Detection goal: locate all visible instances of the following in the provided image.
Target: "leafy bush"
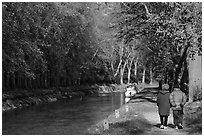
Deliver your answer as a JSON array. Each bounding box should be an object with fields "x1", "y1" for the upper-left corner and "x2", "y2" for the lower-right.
[
  {"x1": 193, "y1": 86, "x2": 202, "y2": 101},
  {"x1": 184, "y1": 100, "x2": 202, "y2": 134},
  {"x1": 185, "y1": 110, "x2": 202, "y2": 134}
]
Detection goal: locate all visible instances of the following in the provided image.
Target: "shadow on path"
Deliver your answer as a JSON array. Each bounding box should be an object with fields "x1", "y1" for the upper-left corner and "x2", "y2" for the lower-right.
[
  {"x1": 154, "y1": 123, "x2": 175, "y2": 129},
  {"x1": 130, "y1": 85, "x2": 189, "y2": 135}
]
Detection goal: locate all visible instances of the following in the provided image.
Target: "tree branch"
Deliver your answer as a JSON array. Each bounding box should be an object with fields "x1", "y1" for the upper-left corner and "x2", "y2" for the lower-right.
[{"x1": 141, "y1": 3, "x2": 152, "y2": 17}]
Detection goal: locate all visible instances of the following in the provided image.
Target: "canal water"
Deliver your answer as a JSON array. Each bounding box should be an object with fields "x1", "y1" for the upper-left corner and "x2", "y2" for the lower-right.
[{"x1": 2, "y1": 92, "x2": 125, "y2": 135}]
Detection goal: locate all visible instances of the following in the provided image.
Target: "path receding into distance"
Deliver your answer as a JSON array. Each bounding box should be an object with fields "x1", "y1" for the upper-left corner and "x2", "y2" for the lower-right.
[{"x1": 129, "y1": 84, "x2": 189, "y2": 135}]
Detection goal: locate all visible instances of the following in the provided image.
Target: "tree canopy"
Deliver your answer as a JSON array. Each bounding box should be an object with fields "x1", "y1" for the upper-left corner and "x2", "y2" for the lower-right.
[{"x1": 2, "y1": 2, "x2": 202, "y2": 90}]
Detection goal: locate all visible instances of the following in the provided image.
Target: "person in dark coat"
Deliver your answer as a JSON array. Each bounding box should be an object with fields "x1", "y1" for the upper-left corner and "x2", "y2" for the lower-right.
[{"x1": 157, "y1": 84, "x2": 171, "y2": 129}]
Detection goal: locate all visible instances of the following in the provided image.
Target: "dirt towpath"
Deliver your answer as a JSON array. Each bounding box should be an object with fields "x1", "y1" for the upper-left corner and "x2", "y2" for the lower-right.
[
  {"x1": 127, "y1": 85, "x2": 189, "y2": 135},
  {"x1": 88, "y1": 83, "x2": 190, "y2": 135}
]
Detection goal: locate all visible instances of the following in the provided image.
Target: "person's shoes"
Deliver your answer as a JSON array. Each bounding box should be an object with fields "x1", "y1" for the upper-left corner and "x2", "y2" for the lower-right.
[
  {"x1": 160, "y1": 125, "x2": 164, "y2": 129},
  {"x1": 178, "y1": 123, "x2": 183, "y2": 129},
  {"x1": 175, "y1": 126, "x2": 179, "y2": 129},
  {"x1": 164, "y1": 126, "x2": 167, "y2": 129}
]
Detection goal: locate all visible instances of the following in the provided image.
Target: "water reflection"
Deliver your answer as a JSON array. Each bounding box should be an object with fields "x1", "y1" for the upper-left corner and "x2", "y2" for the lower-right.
[{"x1": 2, "y1": 92, "x2": 125, "y2": 135}]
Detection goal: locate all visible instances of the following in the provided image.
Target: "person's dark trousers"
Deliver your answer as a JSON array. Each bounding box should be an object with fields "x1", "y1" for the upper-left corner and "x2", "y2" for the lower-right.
[
  {"x1": 173, "y1": 110, "x2": 184, "y2": 126},
  {"x1": 160, "y1": 115, "x2": 168, "y2": 126}
]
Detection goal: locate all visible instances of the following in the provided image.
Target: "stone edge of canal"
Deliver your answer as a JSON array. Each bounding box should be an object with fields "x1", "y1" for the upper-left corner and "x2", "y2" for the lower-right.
[{"x1": 2, "y1": 85, "x2": 127, "y2": 112}]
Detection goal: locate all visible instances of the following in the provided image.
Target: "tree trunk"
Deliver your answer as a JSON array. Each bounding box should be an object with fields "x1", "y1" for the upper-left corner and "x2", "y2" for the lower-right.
[
  {"x1": 127, "y1": 57, "x2": 134, "y2": 84},
  {"x1": 44, "y1": 72, "x2": 48, "y2": 88},
  {"x1": 180, "y1": 58, "x2": 188, "y2": 95},
  {"x1": 115, "y1": 40, "x2": 124, "y2": 78},
  {"x1": 111, "y1": 62, "x2": 114, "y2": 74},
  {"x1": 17, "y1": 72, "x2": 20, "y2": 89},
  {"x1": 120, "y1": 67, "x2": 124, "y2": 85},
  {"x1": 188, "y1": 49, "x2": 202, "y2": 102},
  {"x1": 127, "y1": 68, "x2": 131, "y2": 84},
  {"x1": 11, "y1": 72, "x2": 15, "y2": 89},
  {"x1": 55, "y1": 74, "x2": 59, "y2": 87},
  {"x1": 68, "y1": 77, "x2": 71, "y2": 86},
  {"x1": 36, "y1": 74, "x2": 40, "y2": 89},
  {"x1": 24, "y1": 76, "x2": 27, "y2": 89},
  {"x1": 28, "y1": 77, "x2": 32, "y2": 89},
  {"x1": 48, "y1": 71, "x2": 51, "y2": 87},
  {"x1": 64, "y1": 77, "x2": 66, "y2": 86},
  {"x1": 120, "y1": 59, "x2": 128, "y2": 85},
  {"x1": 2, "y1": 71, "x2": 5, "y2": 89},
  {"x1": 114, "y1": 59, "x2": 122, "y2": 77},
  {"x1": 134, "y1": 57, "x2": 139, "y2": 82},
  {"x1": 150, "y1": 66, "x2": 153, "y2": 84},
  {"x1": 78, "y1": 76, "x2": 81, "y2": 85},
  {"x1": 47, "y1": 70, "x2": 50, "y2": 88},
  {"x1": 20, "y1": 75, "x2": 23, "y2": 88},
  {"x1": 174, "y1": 43, "x2": 190, "y2": 86},
  {"x1": 39, "y1": 74, "x2": 42, "y2": 88},
  {"x1": 6, "y1": 73, "x2": 10, "y2": 89},
  {"x1": 142, "y1": 66, "x2": 146, "y2": 83},
  {"x1": 41, "y1": 74, "x2": 44, "y2": 88},
  {"x1": 32, "y1": 77, "x2": 36, "y2": 89}
]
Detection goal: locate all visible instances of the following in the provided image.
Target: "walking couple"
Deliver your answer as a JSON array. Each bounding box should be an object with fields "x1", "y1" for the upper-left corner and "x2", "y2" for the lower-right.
[{"x1": 157, "y1": 84, "x2": 187, "y2": 129}]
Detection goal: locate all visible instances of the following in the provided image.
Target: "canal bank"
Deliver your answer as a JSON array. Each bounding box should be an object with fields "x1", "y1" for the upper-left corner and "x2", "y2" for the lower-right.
[
  {"x1": 87, "y1": 85, "x2": 158, "y2": 135},
  {"x1": 3, "y1": 91, "x2": 126, "y2": 135},
  {"x1": 2, "y1": 84, "x2": 128, "y2": 112}
]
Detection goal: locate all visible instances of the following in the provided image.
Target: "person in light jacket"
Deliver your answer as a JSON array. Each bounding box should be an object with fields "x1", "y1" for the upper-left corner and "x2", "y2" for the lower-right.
[
  {"x1": 157, "y1": 84, "x2": 171, "y2": 129},
  {"x1": 169, "y1": 84, "x2": 187, "y2": 129}
]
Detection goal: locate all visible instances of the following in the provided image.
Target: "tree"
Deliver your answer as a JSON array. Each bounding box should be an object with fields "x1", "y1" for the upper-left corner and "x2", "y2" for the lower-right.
[
  {"x1": 2, "y1": 2, "x2": 108, "y2": 89},
  {"x1": 2, "y1": 2, "x2": 201, "y2": 92},
  {"x1": 112, "y1": 2, "x2": 201, "y2": 92}
]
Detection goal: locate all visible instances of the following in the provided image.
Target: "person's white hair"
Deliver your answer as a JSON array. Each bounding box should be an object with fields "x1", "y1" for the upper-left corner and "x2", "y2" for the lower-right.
[{"x1": 162, "y1": 84, "x2": 169, "y2": 90}]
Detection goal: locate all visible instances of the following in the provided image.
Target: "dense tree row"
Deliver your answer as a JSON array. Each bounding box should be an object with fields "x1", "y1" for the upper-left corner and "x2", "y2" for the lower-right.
[
  {"x1": 2, "y1": 2, "x2": 202, "y2": 93},
  {"x1": 2, "y1": 2, "x2": 108, "y2": 89}
]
